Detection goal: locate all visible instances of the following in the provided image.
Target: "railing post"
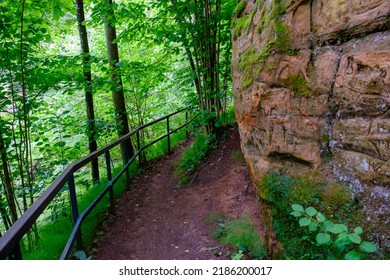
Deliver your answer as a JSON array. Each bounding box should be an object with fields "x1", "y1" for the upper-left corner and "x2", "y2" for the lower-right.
[
  {"x1": 8, "y1": 243, "x2": 22, "y2": 260},
  {"x1": 185, "y1": 110, "x2": 189, "y2": 139},
  {"x1": 68, "y1": 174, "x2": 83, "y2": 251},
  {"x1": 105, "y1": 151, "x2": 114, "y2": 208},
  {"x1": 136, "y1": 129, "x2": 141, "y2": 164},
  {"x1": 167, "y1": 116, "x2": 171, "y2": 154}
]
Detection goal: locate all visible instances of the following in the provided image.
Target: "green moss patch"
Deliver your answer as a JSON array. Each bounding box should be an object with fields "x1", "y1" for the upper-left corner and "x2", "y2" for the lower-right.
[
  {"x1": 280, "y1": 75, "x2": 313, "y2": 97},
  {"x1": 232, "y1": 14, "x2": 253, "y2": 40},
  {"x1": 233, "y1": 1, "x2": 247, "y2": 18}
]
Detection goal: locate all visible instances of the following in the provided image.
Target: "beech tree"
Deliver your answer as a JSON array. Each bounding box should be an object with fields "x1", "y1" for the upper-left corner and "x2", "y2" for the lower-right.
[
  {"x1": 103, "y1": 0, "x2": 134, "y2": 162},
  {"x1": 75, "y1": 0, "x2": 100, "y2": 181}
]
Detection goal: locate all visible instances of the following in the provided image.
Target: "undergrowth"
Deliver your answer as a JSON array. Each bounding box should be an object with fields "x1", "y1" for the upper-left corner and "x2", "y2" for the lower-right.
[
  {"x1": 257, "y1": 169, "x2": 376, "y2": 259},
  {"x1": 174, "y1": 130, "x2": 216, "y2": 185},
  {"x1": 210, "y1": 215, "x2": 267, "y2": 260},
  {"x1": 290, "y1": 204, "x2": 377, "y2": 260}
]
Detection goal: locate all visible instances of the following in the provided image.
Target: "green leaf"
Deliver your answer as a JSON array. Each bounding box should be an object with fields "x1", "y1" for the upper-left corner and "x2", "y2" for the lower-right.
[
  {"x1": 309, "y1": 222, "x2": 318, "y2": 232},
  {"x1": 335, "y1": 232, "x2": 350, "y2": 246},
  {"x1": 316, "y1": 233, "x2": 331, "y2": 244},
  {"x1": 354, "y1": 227, "x2": 363, "y2": 235},
  {"x1": 291, "y1": 204, "x2": 304, "y2": 212},
  {"x1": 55, "y1": 141, "x2": 66, "y2": 148},
  {"x1": 359, "y1": 242, "x2": 377, "y2": 253},
  {"x1": 290, "y1": 211, "x2": 302, "y2": 217},
  {"x1": 323, "y1": 221, "x2": 335, "y2": 232},
  {"x1": 305, "y1": 206, "x2": 317, "y2": 217},
  {"x1": 344, "y1": 250, "x2": 361, "y2": 260},
  {"x1": 299, "y1": 217, "x2": 311, "y2": 227},
  {"x1": 316, "y1": 212, "x2": 326, "y2": 223},
  {"x1": 328, "y1": 224, "x2": 347, "y2": 234},
  {"x1": 348, "y1": 233, "x2": 362, "y2": 244},
  {"x1": 335, "y1": 243, "x2": 345, "y2": 253}
]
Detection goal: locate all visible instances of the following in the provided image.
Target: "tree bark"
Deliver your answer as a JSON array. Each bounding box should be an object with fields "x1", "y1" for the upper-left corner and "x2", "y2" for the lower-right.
[
  {"x1": 0, "y1": 129, "x2": 18, "y2": 224},
  {"x1": 104, "y1": 0, "x2": 134, "y2": 163},
  {"x1": 75, "y1": 0, "x2": 100, "y2": 182}
]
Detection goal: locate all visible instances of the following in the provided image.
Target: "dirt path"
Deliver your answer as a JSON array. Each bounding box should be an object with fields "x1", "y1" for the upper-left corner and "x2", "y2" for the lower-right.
[{"x1": 94, "y1": 126, "x2": 264, "y2": 260}]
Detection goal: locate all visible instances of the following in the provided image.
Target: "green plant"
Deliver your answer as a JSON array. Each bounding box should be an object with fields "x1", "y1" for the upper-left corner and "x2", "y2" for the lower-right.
[
  {"x1": 174, "y1": 132, "x2": 216, "y2": 185},
  {"x1": 290, "y1": 204, "x2": 377, "y2": 260},
  {"x1": 212, "y1": 217, "x2": 267, "y2": 260},
  {"x1": 258, "y1": 170, "x2": 367, "y2": 259}
]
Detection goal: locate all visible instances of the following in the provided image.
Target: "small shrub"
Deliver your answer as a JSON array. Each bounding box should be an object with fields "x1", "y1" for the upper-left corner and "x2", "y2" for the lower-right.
[
  {"x1": 212, "y1": 217, "x2": 267, "y2": 260},
  {"x1": 258, "y1": 169, "x2": 368, "y2": 259},
  {"x1": 174, "y1": 132, "x2": 215, "y2": 185},
  {"x1": 290, "y1": 204, "x2": 377, "y2": 260}
]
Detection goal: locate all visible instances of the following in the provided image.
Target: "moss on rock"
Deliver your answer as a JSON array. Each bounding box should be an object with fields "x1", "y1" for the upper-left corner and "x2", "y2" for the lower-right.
[
  {"x1": 233, "y1": 1, "x2": 247, "y2": 18},
  {"x1": 280, "y1": 74, "x2": 313, "y2": 97}
]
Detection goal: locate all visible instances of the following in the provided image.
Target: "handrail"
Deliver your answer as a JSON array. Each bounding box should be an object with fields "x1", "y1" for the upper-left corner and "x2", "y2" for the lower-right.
[{"x1": 0, "y1": 106, "x2": 198, "y2": 260}]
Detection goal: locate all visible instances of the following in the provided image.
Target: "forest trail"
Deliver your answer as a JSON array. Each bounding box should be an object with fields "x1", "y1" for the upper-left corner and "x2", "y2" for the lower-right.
[{"x1": 93, "y1": 126, "x2": 264, "y2": 260}]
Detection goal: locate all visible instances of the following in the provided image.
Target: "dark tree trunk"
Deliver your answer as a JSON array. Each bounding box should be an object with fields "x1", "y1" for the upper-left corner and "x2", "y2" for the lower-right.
[
  {"x1": 75, "y1": 0, "x2": 100, "y2": 182},
  {"x1": 0, "y1": 129, "x2": 18, "y2": 224},
  {"x1": 104, "y1": 0, "x2": 134, "y2": 163}
]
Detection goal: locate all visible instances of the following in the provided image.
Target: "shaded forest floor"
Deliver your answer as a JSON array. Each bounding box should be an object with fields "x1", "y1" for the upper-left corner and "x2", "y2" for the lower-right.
[{"x1": 93, "y1": 126, "x2": 264, "y2": 260}]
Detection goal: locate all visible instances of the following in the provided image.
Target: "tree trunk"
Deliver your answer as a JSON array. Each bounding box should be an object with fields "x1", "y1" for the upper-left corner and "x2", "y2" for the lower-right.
[
  {"x1": 104, "y1": 0, "x2": 134, "y2": 163},
  {"x1": 75, "y1": 0, "x2": 100, "y2": 182},
  {"x1": 0, "y1": 129, "x2": 18, "y2": 224}
]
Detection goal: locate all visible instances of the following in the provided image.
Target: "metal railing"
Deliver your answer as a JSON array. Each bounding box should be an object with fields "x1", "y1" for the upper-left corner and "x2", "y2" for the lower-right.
[{"x1": 0, "y1": 106, "x2": 198, "y2": 260}]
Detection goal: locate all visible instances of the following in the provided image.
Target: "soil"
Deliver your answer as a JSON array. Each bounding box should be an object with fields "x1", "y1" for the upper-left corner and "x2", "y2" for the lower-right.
[{"x1": 93, "y1": 125, "x2": 264, "y2": 260}]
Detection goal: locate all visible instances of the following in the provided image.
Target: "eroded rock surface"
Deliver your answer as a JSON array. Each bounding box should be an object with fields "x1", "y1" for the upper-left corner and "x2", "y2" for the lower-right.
[{"x1": 232, "y1": 0, "x2": 390, "y2": 255}]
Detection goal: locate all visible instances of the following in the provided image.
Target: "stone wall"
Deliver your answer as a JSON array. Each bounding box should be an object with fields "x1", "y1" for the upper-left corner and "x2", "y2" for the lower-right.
[{"x1": 232, "y1": 0, "x2": 390, "y2": 255}]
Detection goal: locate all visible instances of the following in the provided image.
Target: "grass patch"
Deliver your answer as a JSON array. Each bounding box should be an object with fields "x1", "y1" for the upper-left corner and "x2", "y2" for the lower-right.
[
  {"x1": 211, "y1": 216, "x2": 267, "y2": 260},
  {"x1": 174, "y1": 131, "x2": 216, "y2": 185}
]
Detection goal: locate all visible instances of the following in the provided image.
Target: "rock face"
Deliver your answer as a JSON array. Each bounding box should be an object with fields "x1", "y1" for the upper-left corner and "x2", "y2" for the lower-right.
[{"x1": 232, "y1": 0, "x2": 390, "y2": 255}]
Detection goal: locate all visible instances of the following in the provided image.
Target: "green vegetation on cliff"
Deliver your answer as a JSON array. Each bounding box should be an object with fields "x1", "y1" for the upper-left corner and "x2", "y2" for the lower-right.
[
  {"x1": 257, "y1": 170, "x2": 376, "y2": 259},
  {"x1": 235, "y1": 0, "x2": 290, "y2": 89}
]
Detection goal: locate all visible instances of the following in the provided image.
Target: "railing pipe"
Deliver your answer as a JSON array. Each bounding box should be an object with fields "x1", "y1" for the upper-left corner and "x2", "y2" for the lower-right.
[
  {"x1": 68, "y1": 174, "x2": 83, "y2": 251},
  {"x1": 0, "y1": 106, "x2": 197, "y2": 260},
  {"x1": 136, "y1": 130, "x2": 141, "y2": 164},
  {"x1": 167, "y1": 117, "x2": 171, "y2": 154},
  {"x1": 105, "y1": 151, "x2": 114, "y2": 207}
]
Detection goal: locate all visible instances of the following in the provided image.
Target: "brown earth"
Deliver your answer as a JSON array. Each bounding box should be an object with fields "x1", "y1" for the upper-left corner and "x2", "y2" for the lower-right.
[{"x1": 93, "y1": 126, "x2": 264, "y2": 260}]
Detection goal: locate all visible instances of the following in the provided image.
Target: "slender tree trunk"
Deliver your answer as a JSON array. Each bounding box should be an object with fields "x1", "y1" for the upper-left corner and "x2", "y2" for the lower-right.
[
  {"x1": 75, "y1": 0, "x2": 100, "y2": 182},
  {"x1": 103, "y1": 0, "x2": 134, "y2": 163},
  {"x1": 19, "y1": 0, "x2": 39, "y2": 248},
  {"x1": 0, "y1": 130, "x2": 18, "y2": 224}
]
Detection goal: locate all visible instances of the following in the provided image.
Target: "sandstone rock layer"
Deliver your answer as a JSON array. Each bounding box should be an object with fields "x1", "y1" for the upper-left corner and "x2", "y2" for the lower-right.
[{"x1": 232, "y1": 0, "x2": 390, "y2": 255}]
